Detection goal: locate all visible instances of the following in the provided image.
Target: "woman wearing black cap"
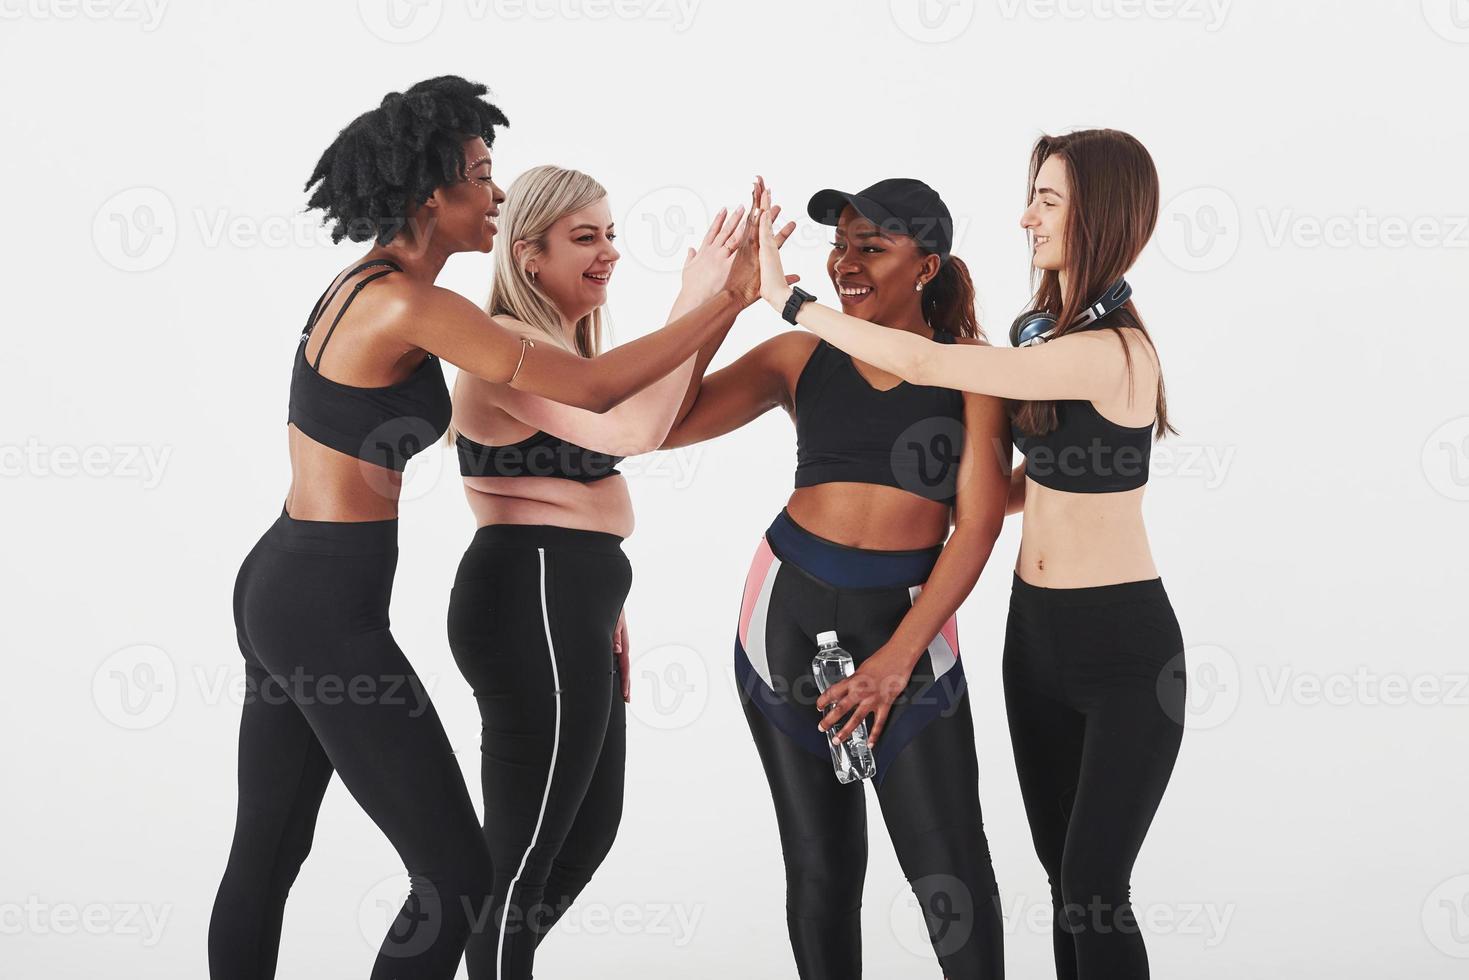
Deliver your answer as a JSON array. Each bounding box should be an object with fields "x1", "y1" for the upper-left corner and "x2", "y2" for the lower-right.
[
  {"x1": 756, "y1": 130, "x2": 1184, "y2": 980},
  {"x1": 663, "y1": 179, "x2": 1009, "y2": 977}
]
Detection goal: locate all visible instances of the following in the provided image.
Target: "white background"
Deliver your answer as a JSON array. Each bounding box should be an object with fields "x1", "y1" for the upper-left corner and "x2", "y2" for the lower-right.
[{"x1": 4, "y1": 1, "x2": 1468, "y2": 976}]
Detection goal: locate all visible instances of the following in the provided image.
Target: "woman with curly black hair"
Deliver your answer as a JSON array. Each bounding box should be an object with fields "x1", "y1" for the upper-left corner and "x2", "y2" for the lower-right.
[{"x1": 208, "y1": 76, "x2": 766, "y2": 980}]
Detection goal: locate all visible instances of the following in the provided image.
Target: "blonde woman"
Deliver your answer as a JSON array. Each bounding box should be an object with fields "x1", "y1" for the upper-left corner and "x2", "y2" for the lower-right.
[{"x1": 446, "y1": 167, "x2": 793, "y2": 979}]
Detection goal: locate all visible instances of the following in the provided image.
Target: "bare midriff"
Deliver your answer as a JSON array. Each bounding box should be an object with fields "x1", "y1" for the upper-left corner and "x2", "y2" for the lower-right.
[
  {"x1": 463, "y1": 472, "x2": 636, "y2": 537},
  {"x1": 785, "y1": 482, "x2": 952, "y2": 551},
  {"x1": 1016, "y1": 478, "x2": 1158, "y2": 588},
  {"x1": 283, "y1": 425, "x2": 405, "y2": 522}
]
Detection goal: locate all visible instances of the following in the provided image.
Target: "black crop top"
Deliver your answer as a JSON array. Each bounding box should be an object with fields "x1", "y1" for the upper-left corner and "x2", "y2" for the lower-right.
[
  {"x1": 289, "y1": 259, "x2": 452, "y2": 472},
  {"x1": 793, "y1": 329, "x2": 965, "y2": 504},
  {"x1": 1011, "y1": 323, "x2": 1154, "y2": 492},
  {"x1": 457, "y1": 429, "x2": 624, "y2": 483}
]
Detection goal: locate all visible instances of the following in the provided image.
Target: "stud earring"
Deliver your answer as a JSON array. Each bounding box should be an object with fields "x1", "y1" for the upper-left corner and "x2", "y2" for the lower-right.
[{"x1": 914, "y1": 281, "x2": 924, "y2": 292}]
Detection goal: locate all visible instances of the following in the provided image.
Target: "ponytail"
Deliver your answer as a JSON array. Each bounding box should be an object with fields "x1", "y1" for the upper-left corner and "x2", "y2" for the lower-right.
[{"x1": 921, "y1": 254, "x2": 984, "y2": 342}]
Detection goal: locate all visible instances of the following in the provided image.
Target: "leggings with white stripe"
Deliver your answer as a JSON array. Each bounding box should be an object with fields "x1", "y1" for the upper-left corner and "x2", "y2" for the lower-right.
[
  {"x1": 448, "y1": 524, "x2": 632, "y2": 980},
  {"x1": 737, "y1": 509, "x2": 1004, "y2": 978}
]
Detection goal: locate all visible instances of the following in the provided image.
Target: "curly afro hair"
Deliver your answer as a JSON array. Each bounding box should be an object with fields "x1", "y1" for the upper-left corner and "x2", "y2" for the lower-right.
[{"x1": 304, "y1": 75, "x2": 509, "y2": 245}]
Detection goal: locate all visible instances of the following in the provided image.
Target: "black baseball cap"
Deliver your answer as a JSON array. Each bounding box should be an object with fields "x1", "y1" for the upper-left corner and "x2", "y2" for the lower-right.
[{"x1": 807, "y1": 178, "x2": 953, "y2": 263}]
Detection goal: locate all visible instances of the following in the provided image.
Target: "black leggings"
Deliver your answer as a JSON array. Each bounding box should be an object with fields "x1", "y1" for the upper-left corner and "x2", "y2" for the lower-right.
[
  {"x1": 447, "y1": 524, "x2": 632, "y2": 980},
  {"x1": 210, "y1": 507, "x2": 494, "y2": 980},
  {"x1": 736, "y1": 510, "x2": 1004, "y2": 979},
  {"x1": 1003, "y1": 573, "x2": 1186, "y2": 980}
]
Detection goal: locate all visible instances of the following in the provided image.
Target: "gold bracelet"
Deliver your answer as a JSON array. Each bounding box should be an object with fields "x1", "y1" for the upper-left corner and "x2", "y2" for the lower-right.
[{"x1": 508, "y1": 336, "x2": 535, "y2": 385}]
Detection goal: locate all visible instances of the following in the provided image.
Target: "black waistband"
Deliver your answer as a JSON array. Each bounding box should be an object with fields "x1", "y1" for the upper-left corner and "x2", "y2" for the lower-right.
[
  {"x1": 467, "y1": 522, "x2": 625, "y2": 555},
  {"x1": 264, "y1": 504, "x2": 399, "y2": 556},
  {"x1": 1010, "y1": 571, "x2": 1167, "y2": 607}
]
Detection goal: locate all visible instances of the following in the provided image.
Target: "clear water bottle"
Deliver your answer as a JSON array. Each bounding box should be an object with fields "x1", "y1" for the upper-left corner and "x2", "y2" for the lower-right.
[{"x1": 811, "y1": 631, "x2": 876, "y2": 784}]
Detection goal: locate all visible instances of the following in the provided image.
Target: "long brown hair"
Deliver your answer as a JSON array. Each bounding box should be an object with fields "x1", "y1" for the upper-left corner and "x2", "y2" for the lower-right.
[
  {"x1": 1012, "y1": 129, "x2": 1176, "y2": 438},
  {"x1": 922, "y1": 254, "x2": 984, "y2": 342}
]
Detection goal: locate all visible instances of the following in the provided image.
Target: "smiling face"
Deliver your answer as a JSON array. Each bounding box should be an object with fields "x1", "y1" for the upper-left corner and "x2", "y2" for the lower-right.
[
  {"x1": 523, "y1": 198, "x2": 619, "y2": 323},
  {"x1": 826, "y1": 206, "x2": 939, "y2": 325},
  {"x1": 1020, "y1": 152, "x2": 1070, "y2": 273},
  {"x1": 431, "y1": 136, "x2": 505, "y2": 253}
]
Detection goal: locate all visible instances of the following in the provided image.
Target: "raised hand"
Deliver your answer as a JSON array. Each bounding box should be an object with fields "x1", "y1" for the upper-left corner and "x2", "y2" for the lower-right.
[
  {"x1": 679, "y1": 204, "x2": 747, "y2": 307},
  {"x1": 755, "y1": 185, "x2": 798, "y2": 308},
  {"x1": 725, "y1": 176, "x2": 798, "y2": 308}
]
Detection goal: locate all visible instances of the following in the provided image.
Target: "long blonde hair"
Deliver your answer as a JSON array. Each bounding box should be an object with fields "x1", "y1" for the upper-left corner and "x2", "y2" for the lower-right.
[{"x1": 488, "y1": 164, "x2": 609, "y2": 357}]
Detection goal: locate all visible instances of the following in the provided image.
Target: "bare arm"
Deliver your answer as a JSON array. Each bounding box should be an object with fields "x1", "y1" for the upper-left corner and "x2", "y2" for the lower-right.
[
  {"x1": 1007, "y1": 459, "x2": 1027, "y2": 516},
  {"x1": 660, "y1": 331, "x2": 815, "y2": 449},
  {"x1": 405, "y1": 282, "x2": 747, "y2": 414},
  {"x1": 754, "y1": 200, "x2": 1142, "y2": 403}
]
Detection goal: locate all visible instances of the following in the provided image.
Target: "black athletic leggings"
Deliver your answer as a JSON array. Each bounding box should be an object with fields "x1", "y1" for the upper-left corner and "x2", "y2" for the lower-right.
[
  {"x1": 1003, "y1": 573, "x2": 1186, "y2": 980},
  {"x1": 736, "y1": 509, "x2": 1004, "y2": 978},
  {"x1": 447, "y1": 524, "x2": 632, "y2": 980},
  {"x1": 210, "y1": 507, "x2": 494, "y2": 980}
]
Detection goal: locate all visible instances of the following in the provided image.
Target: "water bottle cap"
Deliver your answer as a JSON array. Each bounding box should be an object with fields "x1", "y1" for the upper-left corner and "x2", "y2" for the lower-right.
[{"x1": 816, "y1": 630, "x2": 838, "y2": 647}]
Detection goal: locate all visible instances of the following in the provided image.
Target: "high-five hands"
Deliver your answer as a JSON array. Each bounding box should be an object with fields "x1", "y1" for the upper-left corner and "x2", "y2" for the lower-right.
[{"x1": 722, "y1": 175, "x2": 798, "y2": 307}]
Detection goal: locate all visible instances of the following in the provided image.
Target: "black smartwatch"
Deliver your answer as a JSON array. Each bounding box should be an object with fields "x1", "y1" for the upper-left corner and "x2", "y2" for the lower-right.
[{"x1": 781, "y1": 286, "x2": 816, "y2": 324}]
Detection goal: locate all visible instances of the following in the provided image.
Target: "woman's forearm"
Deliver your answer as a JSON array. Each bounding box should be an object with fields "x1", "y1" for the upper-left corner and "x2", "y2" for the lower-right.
[
  {"x1": 524, "y1": 288, "x2": 743, "y2": 412},
  {"x1": 887, "y1": 517, "x2": 1001, "y2": 667}
]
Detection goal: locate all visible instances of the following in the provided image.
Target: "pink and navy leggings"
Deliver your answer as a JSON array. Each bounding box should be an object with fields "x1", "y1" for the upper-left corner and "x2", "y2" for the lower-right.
[{"x1": 735, "y1": 508, "x2": 1004, "y2": 978}]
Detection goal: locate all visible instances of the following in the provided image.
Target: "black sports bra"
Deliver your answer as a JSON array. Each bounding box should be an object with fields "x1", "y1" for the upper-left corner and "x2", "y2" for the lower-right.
[
  {"x1": 793, "y1": 329, "x2": 965, "y2": 504},
  {"x1": 289, "y1": 259, "x2": 452, "y2": 473},
  {"x1": 1011, "y1": 323, "x2": 1154, "y2": 492},
  {"x1": 457, "y1": 430, "x2": 623, "y2": 483}
]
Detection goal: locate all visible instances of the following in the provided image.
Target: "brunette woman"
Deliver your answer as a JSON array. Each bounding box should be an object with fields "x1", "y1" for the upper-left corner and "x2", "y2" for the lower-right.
[{"x1": 756, "y1": 131, "x2": 1185, "y2": 980}]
